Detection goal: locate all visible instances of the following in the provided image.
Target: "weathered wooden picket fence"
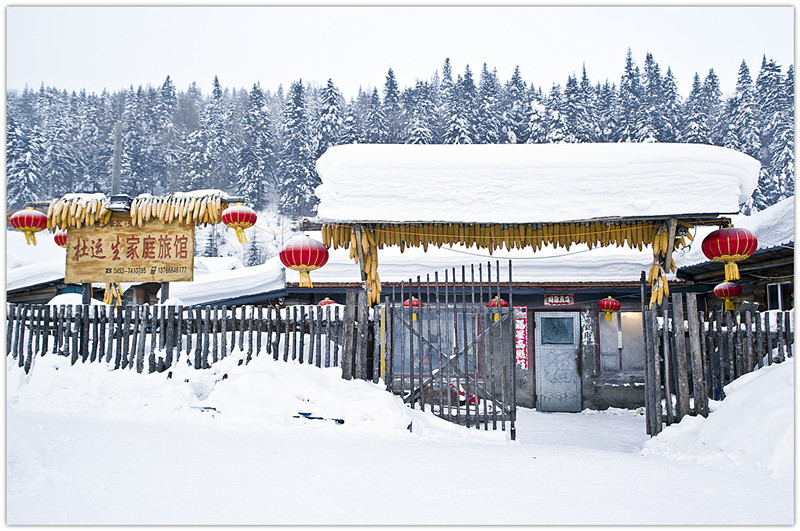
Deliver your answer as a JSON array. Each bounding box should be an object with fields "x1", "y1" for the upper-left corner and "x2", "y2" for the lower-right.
[
  {"x1": 6, "y1": 293, "x2": 378, "y2": 381},
  {"x1": 642, "y1": 291, "x2": 794, "y2": 436}
]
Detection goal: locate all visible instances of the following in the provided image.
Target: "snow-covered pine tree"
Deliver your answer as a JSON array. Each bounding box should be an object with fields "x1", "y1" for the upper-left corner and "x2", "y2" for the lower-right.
[
  {"x1": 722, "y1": 61, "x2": 760, "y2": 158},
  {"x1": 545, "y1": 84, "x2": 567, "y2": 143},
  {"x1": 477, "y1": 64, "x2": 501, "y2": 143},
  {"x1": 337, "y1": 101, "x2": 359, "y2": 145},
  {"x1": 6, "y1": 117, "x2": 44, "y2": 208},
  {"x1": 700, "y1": 69, "x2": 724, "y2": 145},
  {"x1": 500, "y1": 65, "x2": 529, "y2": 143},
  {"x1": 316, "y1": 79, "x2": 344, "y2": 157},
  {"x1": 237, "y1": 83, "x2": 278, "y2": 210},
  {"x1": 406, "y1": 81, "x2": 435, "y2": 144},
  {"x1": 660, "y1": 68, "x2": 682, "y2": 143},
  {"x1": 637, "y1": 52, "x2": 662, "y2": 142},
  {"x1": 617, "y1": 49, "x2": 642, "y2": 142},
  {"x1": 382, "y1": 69, "x2": 404, "y2": 143},
  {"x1": 679, "y1": 73, "x2": 710, "y2": 144},
  {"x1": 277, "y1": 80, "x2": 319, "y2": 217},
  {"x1": 364, "y1": 88, "x2": 387, "y2": 143},
  {"x1": 594, "y1": 80, "x2": 619, "y2": 142}
]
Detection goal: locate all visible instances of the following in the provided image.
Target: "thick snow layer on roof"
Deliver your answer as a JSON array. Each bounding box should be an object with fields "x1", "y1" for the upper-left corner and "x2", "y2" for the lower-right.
[
  {"x1": 675, "y1": 195, "x2": 794, "y2": 268},
  {"x1": 293, "y1": 231, "x2": 661, "y2": 284},
  {"x1": 315, "y1": 143, "x2": 761, "y2": 223},
  {"x1": 7, "y1": 230, "x2": 66, "y2": 291},
  {"x1": 165, "y1": 257, "x2": 285, "y2": 306}
]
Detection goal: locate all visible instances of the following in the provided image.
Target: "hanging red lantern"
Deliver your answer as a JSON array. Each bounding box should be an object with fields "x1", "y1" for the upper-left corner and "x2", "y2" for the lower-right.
[
  {"x1": 714, "y1": 281, "x2": 742, "y2": 311},
  {"x1": 10, "y1": 207, "x2": 48, "y2": 245},
  {"x1": 701, "y1": 226, "x2": 758, "y2": 282},
  {"x1": 279, "y1": 235, "x2": 329, "y2": 288},
  {"x1": 486, "y1": 296, "x2": 508, "y2": 321},
  {"x1": 403, "y1": 297, "x2": 423, "y2": 321},
  {"x1": 317, "y1": 297, "x2": 337, "y2": 306},
  {"x1": 54, "y1": 230, "x2": 68, "y2": 248},
  {"x1": 598, "y1": 296, "x2": 621, "y2": 322},
  {"x1": 221, "y1": 203, "x2": 257, "y2": 244}
]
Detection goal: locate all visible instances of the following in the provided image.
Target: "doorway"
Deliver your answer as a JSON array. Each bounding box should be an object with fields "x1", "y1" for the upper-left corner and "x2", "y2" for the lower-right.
[{"x1": 534, "y1": 312, "x2": 581, "y2": 412}]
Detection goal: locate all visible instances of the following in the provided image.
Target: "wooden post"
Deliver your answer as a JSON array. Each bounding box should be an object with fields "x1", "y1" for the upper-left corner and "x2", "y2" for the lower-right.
[
  {"x1": 764, "y1": 312, "x2": 773, "y2": 365},
  {"x1": 785, "y1": 312, "x2": 793, "y2": 358},
  {"x1": 755, "y1": 314, "x2": 765, "y2": 369},
  {"x1": 661, "y1": 300, "x2": 674, "y2": 425},
  {"x1": 82, "y1": 283, "x2": 92, "y2": 305},
  {"x1": 744, "y1": 311, "x2": 754, "y2": 373},
  {"x1": 648, "y1": 309, "x2": 663, "y2": 433},
  {"x1": 685, "y1": 293, "x2": 707, "y2": 417},
  {"x1": 342, "y1": 290, "x2": 357, "y2": 380},
  {"x1": 356, "y1": 290, "x2": 369, "y2": 379},
  {"x1": 71, "y1": 305, "x2": 80, "y2": 366},
  {"x1": 776, "y1": 312, "x2": 786, "y2": 362},
  {"x1": 161, "y1": 282, "x2": 170, "y2": 303},
  {"x1": 6, "y1": 305, "x2": 16, "y2": 357},
  {"x1": 725, "y1": 311, "x2": 736, "y2": 383},
  {"x1": 670, "y1": 294, "x2": 690, "y2": 420}
]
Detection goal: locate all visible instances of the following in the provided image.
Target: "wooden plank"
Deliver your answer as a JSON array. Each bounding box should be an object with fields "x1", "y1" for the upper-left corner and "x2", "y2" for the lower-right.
[
  {"x1": 734, "y1": 315, "x2": 745, "y2": 377},
  {"x1": 333, "y1": 305, "x2": 341, "y2": 367},
  {"x1": 97, "y1": 305, "x2": 107, "y2": 363},
  {"x1": 7, "y1": 305, "x2": 16, "y2": 357},
  {"x1": 219, "y1": 306, "x2": 227, "y2": 360},
  {"x1": 11, "y1": 305, "x2": 23, "y2": 363},
  {"x1": 323, "y1": 305, "x2": 332, "y2": 368},
  {"x1": 661, "y1": 300, "x2": 675, "y2": 425},
  {"x1": 316, "y1": 306, "x2": 324, "y2": 369},
  {"x1": 306, "y1": 306, "x2": 315, "y2": 365},
  {"x1": 776, "y1": 312, "x2": 786, "y2": 362},
  {"x1": 70, "y1": 305, "x2": 81, "y2": 366},
  {"x1": 744, "y1": 311, "x2": 754, "y2": 373},
  {"x1": 670, "y1": 294, "x2": 690, "y2": 420},
  {"x1": 50, "y1": 305, "x2": 61, "y2": 357},
  {"x1": 203, "y1": 305, "x2": 211, "y2": 367},
  {"x1": 165, "y1": 305, "x2": 175, "y2": 368},
  {"x1": 785, "y1": 311, "x2": 793, "y2": 358},
  {"x1": 87, "y1": 305, "x2": 98, "y2": 362},
  {"x1": 113, "y1": 305, "x2": 124, "y2": 365},
  {"x1": 373, "y1": 303, "x2": 381, "y2": 383},
  {"x1": 16, "y1": 305, "x2": 29, "y2": 367},
  {"x1": 725, "y1": 310, "x2": 736, "y2": 383},
  {"x1": 193, "y1": 306, "x2": 202, "y2": 369},
  {"x1": 256, "y1": 306, "x2": 263, "y2": 360},
  {"x1": 148, "y1": 305, "x2": 158, "y2": 373},
  {"x1": 78, "y1": 304, "x2": 89, "y2": 363},
  {"x1": 356, "y1": 290, "x2": 369, "y2": 379},
  {"x1": 136, "y1": 305, "x2": 148, "y2": 373},
  {"x1": 175, "y1": 305, "x2": 184, "y2": 365},
  {"x1": 435, "y1": 271, "x2": 445, "y2": 420},
  {"x1": 31, "y1": 305, "x2": 41, "y2": 363},
  {"x1": 341, "y1": 290, "x2": 357, "y2": 380},
  {"x1": 24, "y1": 306, "x2": 36, "y2": 373},
  {"x1": 462, "y1": 266, "x2": 470, "y2": 427},
  {"x1": 238, "y1": 306, "x2": 246, "y2": 353},
  {"x1": 384, "y1": 297, "x2": 393, "y2": 390},
  {"x1": 648, "y1": 309, "x2": 663, "y2": 433},
  {"x1": 685, "y1": 293, "x2": 707, "y2": 417},
  {"x1": 709, "y1": 311, "x2": 721, "y2": 399},
  {"x1": 245, "y1": 305, "x2": 254, "y2": 363},
  {"x1": 128, "y1": 305, "x2": 140, "y2": 370},
  {"x1": 755, "y1": 314, "x2": 765, "y2": 369},
  {"x1": 282, "y1": 306, "x2": 290, "y2": 362},
  {"x1": 764, "y1": 311, "x2": 773, "y2": 365},
  {"x1": 118, "y1": 305, "x2": 129, "y2": 368}
]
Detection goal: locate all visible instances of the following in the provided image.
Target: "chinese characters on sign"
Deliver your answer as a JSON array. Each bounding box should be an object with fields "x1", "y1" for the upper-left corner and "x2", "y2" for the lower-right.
[
  {"x1": 543, "y1": 293, "x2": 575, "y2": 307},
  {"x1": 514, "y1": 306, "x2": 529, "y2": 369},
  {"x1": 64, "y1": 213, "x2": 194, "y2": 283}
]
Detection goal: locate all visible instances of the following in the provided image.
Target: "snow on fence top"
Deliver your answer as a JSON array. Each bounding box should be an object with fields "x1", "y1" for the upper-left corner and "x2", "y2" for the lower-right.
[{"x1": 315, "y1": 143, "x2": 761, "y2": 224}]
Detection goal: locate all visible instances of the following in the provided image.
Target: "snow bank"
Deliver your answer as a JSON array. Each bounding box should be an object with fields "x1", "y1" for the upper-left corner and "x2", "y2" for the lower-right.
[
  {"x1": 315, "y1": 143, "x2": 761, "y2": 223},
  {"x1": 641, "y1": 358, "x2": 794, "y2": 477},
  {"x1": 7, "y1": 349, "x2": 501, "y2": 443}
]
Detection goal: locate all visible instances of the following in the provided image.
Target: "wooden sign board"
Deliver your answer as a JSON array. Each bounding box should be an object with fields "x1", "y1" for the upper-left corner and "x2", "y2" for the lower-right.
[
  {"x1": 543, "y1": 293, "x2": 575, "y2": 307},
  {"x1": 64, "y1": 212, "x2": 194, "y2": 283}
]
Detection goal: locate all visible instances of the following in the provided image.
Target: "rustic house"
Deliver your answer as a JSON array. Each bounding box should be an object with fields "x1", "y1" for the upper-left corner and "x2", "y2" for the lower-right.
[{"x1": 300, "y1": 142, "x2": 762, "y2": 412}]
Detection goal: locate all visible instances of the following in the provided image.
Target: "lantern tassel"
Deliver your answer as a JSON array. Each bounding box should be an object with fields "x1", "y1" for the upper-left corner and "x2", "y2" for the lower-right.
[
  {"x1": 725, "y1": 261, "x2": 740, "y2": 282},
  {"x1": 298, "y1": 270, "x2": 313, "y2": 288},
  {"x1": 724, "y1": 298, "x2": 734, "y2": 311},
  {"x1": 605, "y1": 310, "x2": 613, "y2": 322},
  {"x1": 235, "y1": 226, "x2": 247, "y2": 244},
  {"x1": 25, "y1": 231, "x2": 37, "y2": 246}
]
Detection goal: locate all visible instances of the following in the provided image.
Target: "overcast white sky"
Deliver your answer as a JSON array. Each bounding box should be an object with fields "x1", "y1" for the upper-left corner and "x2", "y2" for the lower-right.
[{"x1": 6, "y1": 4, "x2": 795, "y2": 100}]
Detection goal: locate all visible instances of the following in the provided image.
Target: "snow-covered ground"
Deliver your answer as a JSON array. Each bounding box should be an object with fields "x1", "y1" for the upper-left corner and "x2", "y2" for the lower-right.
[{"x1": 7, "y1": 350, "x2": 793, "y2": 525}]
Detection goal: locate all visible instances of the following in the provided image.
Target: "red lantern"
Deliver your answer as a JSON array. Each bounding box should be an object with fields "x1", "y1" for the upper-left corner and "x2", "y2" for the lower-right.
[
  {"x1": 701, "y1": 226, "x2": 758, "y2": 282},
  {"x1": 54, "y1": 230, "x2": 68, "y2": 248},
  {"x1": 317, "y1": 297, "x2": 337, "y2": 306},
  {"x1": 279, "y1": 235, "x2": 329, "y2": 288},
  {"x1": 486, "y1": 296, "x2": 508, "y2": 321},
  {"x1": 598, "y1": 296, "x2": 621, "y2": 322},
  {"x1": 403, "y1": 297, "x2": 423, "y2": 321},
  {"x1": 714, "y1": 281, "x2": 742, "y2": 311},
  {"x1": 10, "y1": 207, "x2": 48, "y2": 245},
  {"x1": 221, "y1": 203, "x2": 257, "y2": 244}
]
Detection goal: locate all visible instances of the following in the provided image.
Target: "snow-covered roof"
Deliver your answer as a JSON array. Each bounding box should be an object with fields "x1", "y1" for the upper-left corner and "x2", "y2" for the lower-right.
[
  {"x1": 164, "y1": 257, "x2": 286, "y2": 306},
  {"x1": 7, "y1": 230, "x2": 66, "y2": 291},
  {"x1": 314, "y1": 143, "x2": 761, "y2": 224}
]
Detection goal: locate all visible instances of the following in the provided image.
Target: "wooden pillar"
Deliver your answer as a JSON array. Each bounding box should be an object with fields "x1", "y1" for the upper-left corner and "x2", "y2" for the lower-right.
[
  {"x1": 82, "y1": 283, "x2": 92, "y2": 305},
  {"x1": 161, "y1": 282, "x2": 170, "y2": 304}
]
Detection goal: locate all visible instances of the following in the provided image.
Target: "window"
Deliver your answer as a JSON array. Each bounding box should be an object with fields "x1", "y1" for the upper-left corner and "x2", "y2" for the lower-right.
[
  {"x1": 767, "y1": 282, "x2": 793, "y2": 311},
  {"x1": 598, "y1": 311, "x2": 645, "y2": 375}
]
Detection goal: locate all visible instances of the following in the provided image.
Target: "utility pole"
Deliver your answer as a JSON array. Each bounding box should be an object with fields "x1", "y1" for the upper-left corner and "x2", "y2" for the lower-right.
[{"x1": 111, "y1": 122, "x2": 121, "y2": 194}]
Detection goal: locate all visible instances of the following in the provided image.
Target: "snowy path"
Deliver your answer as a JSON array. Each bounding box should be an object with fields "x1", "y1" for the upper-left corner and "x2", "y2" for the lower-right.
[
  {"x1": 7, "y1": 354, "x2": 793, "y2": 525},
  {"x1": 8, "y1": 406, "x2": 792, "y2": 525}
]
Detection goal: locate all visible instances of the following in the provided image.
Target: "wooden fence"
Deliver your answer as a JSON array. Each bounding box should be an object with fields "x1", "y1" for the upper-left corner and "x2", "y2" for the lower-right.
[
  {"x1": 7, "y1": 292, "x2": 377, "y2": 381},
  {"x1": 642, "y1": 291, "x2": 794, "y2": 436}
]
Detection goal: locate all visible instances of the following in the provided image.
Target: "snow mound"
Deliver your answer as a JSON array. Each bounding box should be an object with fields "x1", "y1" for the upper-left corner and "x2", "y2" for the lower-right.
[
  {"x1": 642, "y1": 358, "x2": 793, "y2": 477},
  {"x1": 7, "y1": 350, "x2": 503, "y2": 443}
]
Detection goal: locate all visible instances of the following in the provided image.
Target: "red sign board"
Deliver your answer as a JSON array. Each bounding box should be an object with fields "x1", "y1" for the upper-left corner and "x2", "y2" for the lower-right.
[
  {"x1": 543, "y1": 293, "x2": 575, "y2": 306},
  {"x1": 514, "y1": 306, "x2": 529, "y2": 369}
]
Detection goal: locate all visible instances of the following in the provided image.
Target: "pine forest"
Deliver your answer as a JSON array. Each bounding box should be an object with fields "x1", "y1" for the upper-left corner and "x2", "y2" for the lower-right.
[{"x1": 6, "y1": 52, "x2": 794, "y2": 221}]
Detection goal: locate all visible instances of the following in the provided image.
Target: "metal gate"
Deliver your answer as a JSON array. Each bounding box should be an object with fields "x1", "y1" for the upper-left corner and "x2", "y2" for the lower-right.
[{"x1": 382, "y1": 261, "x2": 517, "y2": 438}]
